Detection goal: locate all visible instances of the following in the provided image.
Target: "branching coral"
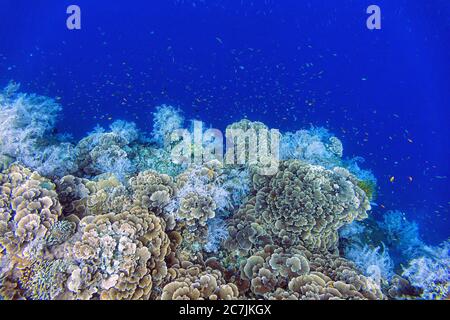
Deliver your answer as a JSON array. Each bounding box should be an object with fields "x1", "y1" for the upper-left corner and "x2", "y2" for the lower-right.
[
  {"x1": 75, "y1": 121, "x2": 139, "y2": 181},
  {"x1": 344, "y1": 243, "x2": 394, "y2": 286},
  {"x1": 280, "y1": 127, "x2": 343, "y2": 168},
  {"x1": 20, "y1": 258, "x2": 72, "y2": 300},
  {"x1": 152, "y1": 104, "x2": 185, "y2": 148},
  {"x1": 402, "y1": 240, "x2": 450, "y2": 300},
  {"x1": 0, "y1": 82, "x2": 77, "y2": 177}
]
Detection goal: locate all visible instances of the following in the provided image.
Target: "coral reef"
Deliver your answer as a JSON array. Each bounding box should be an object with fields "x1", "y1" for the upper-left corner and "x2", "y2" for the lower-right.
[
  {"x1": 0, "y1": 85, "x2": 445, "y2": 300},
  {"x1": 225, "y1": 244, "x2": 385, "y2": 300},
  {"x1": 169, "y1": 160, "x2": 229, "y2": 227},
  {"x1": 129, "y1": 170, "x2": 175, "y2": 215}
]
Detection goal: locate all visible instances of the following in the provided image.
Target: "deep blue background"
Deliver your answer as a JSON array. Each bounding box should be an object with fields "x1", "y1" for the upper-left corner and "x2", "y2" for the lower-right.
[{"x1": 0, "y1": 0, "x2": 449, "y2": 243}]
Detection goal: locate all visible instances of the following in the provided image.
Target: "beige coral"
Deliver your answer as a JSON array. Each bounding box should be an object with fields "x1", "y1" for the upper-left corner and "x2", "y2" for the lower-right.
[
  {"x1": 161, "y1": 261, "x2": 239, "y2": 300},
  {"x1": 253, "y1": 160, "x2": 369, "y2": 252},
  {"x1": 67, "y1": 207, "x2": 170, "y2": 300},
  {"x1": 178, "y1": 192, "x2": 216, "y2": 227},
  {"x1": 85, "y1": 174, "x2": 131, "y2": 215},
  {"x1": 0, "y1": 164, "x2": 62, "y2": 257},
  {"x1": 240, "y1": 245, "x2": 310, "y2": 297},
  {"x1": 171, "y1": 160, "x2": 226, "y2": 228},
  {"x1": 57, "y1": 174, "x2": 132, "y2": 218},
  {"x1": 237, "y1": 244, "x2": 384, "y2": 300},
  {"x1": 130, "y1": 170, "x2": 175, "y2": 212},
  {"x1": 307, "y1": 251, "x2": 384, "y2": 300}
]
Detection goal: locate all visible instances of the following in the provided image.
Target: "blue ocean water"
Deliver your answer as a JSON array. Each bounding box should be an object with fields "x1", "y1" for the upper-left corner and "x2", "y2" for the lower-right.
[{"x1": 0, "y1": 0, "x2": 449, "y2": 295}]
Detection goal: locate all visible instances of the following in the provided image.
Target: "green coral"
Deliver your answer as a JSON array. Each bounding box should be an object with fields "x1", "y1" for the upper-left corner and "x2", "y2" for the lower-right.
[
  {"x1": 357, "y1": 179, "x2": 377, "y2": 201},
  {"x1": 21, "y1": 259, "x2": 71, "y2": 300}
]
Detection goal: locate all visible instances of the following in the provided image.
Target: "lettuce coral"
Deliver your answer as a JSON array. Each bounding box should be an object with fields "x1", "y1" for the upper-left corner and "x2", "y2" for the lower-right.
[
  {"x1": 228, "y1": 243, "x2": 384, "y2": 300},
  {"x1": 161, "y1": 262, "x2": 239, "y2": 300},
  {"x1": 0, "y1": 164, "x2": 62, "y2": 258},
  {"x1": 236, "y1": 160, "x2": 370, "y2": 253},
  {"x1": 168, "y1": 160, "x2": 230, "y2": 227},
  {"x1": 130, "y1": 170, "x2": 175, "y2": 213},
  {"x1": 68, "y1": 207, "x2": 170, "y2": 300}
]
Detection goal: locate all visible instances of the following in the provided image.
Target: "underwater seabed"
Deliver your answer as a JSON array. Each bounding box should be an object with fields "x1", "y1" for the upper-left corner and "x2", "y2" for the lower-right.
[{"x1": 0, "y1": 82, "x2": 448, "y2": 300}]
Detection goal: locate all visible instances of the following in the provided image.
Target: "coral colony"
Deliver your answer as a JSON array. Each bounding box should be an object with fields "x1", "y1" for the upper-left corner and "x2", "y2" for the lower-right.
[{"x1": 0, "y1": 82, "x2": 448, "y2": 300}]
